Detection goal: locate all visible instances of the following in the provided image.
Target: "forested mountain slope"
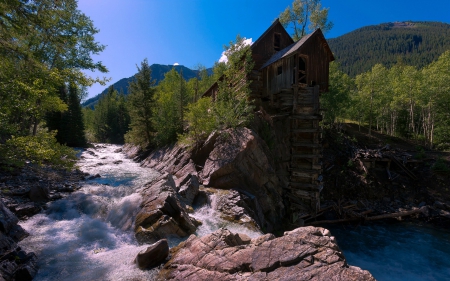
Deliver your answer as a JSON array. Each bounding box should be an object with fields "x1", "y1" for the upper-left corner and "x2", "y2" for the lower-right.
[
  {"x1": 82, "y1": 64, "x2": 211, "y2": 108},
  {"x1": 328, "y1": 21, "x2": 450, "y2": 76}
]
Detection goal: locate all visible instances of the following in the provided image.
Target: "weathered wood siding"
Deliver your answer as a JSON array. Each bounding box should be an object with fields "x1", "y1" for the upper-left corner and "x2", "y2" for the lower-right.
[
  {"x1": 262, "y1": 33, "x2": 332, "y2": 101},
  {"x1": 305, "y1": 35, "x2": 330, "y2": 92},
  {"x1": 251, "y1": 22, "x2": 293, "y2": 70}
]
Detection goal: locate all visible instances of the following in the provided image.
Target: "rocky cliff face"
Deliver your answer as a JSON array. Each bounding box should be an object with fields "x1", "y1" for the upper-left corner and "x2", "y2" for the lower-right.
[
  {"x1": 125, "y1": 127, "x2": 286, "y2": 236},
  {"x1": 125, "y1": 128, "x2": 376, "y2": 280},
  {"x1": 157, "y1": 226, "x2": 375, "y2": 281},
  {"x1": 134, "y1": 173, "x2": 198, "y2": 244},
  {"x1": 200, "y1": 129, "x2": 284, "y2": 232}
]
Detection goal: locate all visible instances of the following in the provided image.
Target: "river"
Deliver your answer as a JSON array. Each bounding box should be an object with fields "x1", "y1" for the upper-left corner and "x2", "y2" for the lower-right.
[
  {"x1": 18, "y1": 144, "x2": 450, "y2": 280},
  {"x1": 18, "y1": 144, "x2": 261, "y2": 280},
  {"x1": 326, "y1": 221, "x2": 450, "y2": 281}
]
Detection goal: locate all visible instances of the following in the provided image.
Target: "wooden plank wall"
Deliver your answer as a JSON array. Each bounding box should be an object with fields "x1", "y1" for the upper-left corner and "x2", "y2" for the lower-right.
[
  {"x1": 287, "y1": 85, "x2": 322, "y2": 215},
  {"x1": 267, "y1": 84, "x2": 322, "y2": 216}
]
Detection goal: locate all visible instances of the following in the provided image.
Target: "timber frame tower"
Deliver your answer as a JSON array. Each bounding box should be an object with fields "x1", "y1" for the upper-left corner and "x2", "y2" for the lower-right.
[{"x1": 204, "y1": 19, "x2": 334, "y2": 219}]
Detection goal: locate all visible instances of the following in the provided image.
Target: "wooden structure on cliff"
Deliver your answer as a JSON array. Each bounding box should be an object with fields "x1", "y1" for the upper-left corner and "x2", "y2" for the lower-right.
[{"x1": 204, "y1": 19, "x2": 334, "y2": 217}]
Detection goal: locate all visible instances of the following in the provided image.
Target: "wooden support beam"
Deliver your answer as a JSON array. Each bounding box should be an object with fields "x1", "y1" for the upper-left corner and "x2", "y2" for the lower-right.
[
  {"x1": 292, "y1": 128, "x2": 322, "y2": 133},
  {"x1": 291, "y1": 154, "x2": 322, "y2": 159},
  {"x1": 290, "y1": 202, "x2": 309, "y2": 211},
  {"x1": 291, "y1": 170, "x2": 321, "y2": 177},
  {"x1": 289, "y1": 167, "x2": 322, "y2": 172},
  {"x1": 308, "y1": 207, "x2": 427, "y2": 225},
  {"x1": 389, "y1": 155, "x2": 418, "y2": 180},
  {"x1": 290, "y1": 115, "x2": 322, "y2": 120},
  {"x1": 288, "y1": 182, "x2": 323, "y2": 190},
  {"x1": 291, "y1": 143, "x2": 321, "y2": 148},
  {"x1": 286, "y1": 191, "x2": 314, "y2": 201}
]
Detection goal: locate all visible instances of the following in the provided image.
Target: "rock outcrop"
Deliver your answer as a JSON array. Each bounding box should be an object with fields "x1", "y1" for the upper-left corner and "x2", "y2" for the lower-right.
[
  {"x1": 208, "y1": 188, "x2": 261, "y2": 230},
  {"x1": 200, "y1": 128, "x2": 284, "y2": 232},
  {"x1": 0, "y1": 200, "x2": 38, "y2": 281},
  {"x1": 158, "y1": 226, "x2": 375, "y2": 281},
  {"x1": 125, "y1": 127, "x2": 285, "y2": 233},
  {"x1": 134, "y1": 174, "x2": 197, "y2": 244},
  {"x1": 135, "y1": 239, "x2": 169, "y2": 269}
]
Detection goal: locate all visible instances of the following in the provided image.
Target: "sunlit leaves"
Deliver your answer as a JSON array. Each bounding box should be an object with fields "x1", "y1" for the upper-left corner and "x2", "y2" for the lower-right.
[{"x1": 279, "y1": 0, "x2": 333, "y2": 41}]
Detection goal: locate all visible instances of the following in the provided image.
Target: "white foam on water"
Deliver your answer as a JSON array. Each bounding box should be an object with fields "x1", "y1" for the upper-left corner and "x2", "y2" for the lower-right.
[
  {"x1": 19, "y1": 143, "x2": 264, "y2": 280},
  {"x1": 19, "y1": 144, "x2": 160, "y2": 281},
  {"x1": 191, "y1": 193, "x2": 263, "y2": 239}
]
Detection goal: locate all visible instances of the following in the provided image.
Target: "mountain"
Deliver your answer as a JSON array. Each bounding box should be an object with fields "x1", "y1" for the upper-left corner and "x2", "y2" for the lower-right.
[
  {"x1": 328, "y1": 21, "x2": 450, "y2": 76},
  {"x1": 82, "y1": 64, "x2": 212, "y2": 108}
]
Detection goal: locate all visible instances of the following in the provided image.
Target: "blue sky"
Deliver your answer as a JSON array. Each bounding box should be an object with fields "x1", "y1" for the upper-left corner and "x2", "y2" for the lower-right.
[{"x1": 78, "y1": 0, "x2": 450, "y2": 100}]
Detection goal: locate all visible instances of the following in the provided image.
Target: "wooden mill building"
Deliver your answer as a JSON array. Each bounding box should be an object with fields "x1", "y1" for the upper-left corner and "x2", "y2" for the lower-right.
[{"x1": 204, "y1": 19, "x2": 334, "y2": 218}]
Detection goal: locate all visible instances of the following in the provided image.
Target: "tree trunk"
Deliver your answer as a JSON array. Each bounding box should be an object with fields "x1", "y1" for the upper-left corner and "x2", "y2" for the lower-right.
[{"x1": 369, "y1": 91, "x2": 373, "y2": 136}]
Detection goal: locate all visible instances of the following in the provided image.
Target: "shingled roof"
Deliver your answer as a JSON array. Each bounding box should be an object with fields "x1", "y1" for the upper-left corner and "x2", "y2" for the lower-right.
[{"x1": 260, "y1": 28, "x2": 334, "y2": 70}]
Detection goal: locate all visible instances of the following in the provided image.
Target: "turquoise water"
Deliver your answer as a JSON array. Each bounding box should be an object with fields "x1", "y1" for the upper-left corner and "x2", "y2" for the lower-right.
[{"x1": 326, "y1": 222, "x2": 450, "y2": 281}]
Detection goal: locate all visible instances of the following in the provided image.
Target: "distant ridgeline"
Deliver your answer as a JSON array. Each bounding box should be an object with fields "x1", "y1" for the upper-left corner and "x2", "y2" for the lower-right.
[
  {"x1": 82, "y1": 64, "x2": 212, "y2": 108},
  {"x1": 328, "y1": 21, "x2": 450, "y2": 76}
]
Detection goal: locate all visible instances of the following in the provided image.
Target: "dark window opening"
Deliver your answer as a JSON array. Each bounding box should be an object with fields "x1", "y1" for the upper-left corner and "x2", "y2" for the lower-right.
[
  {"x1": 277, "y1": 66, "x2": 282, "y2": 75},
  {"x1": 299, "y1": 57, "x2": 306, "y2": 72},
  {"x1": 274, "y1": 33, "x2": 281, "y2": 51},
  {"x1": 299, "y1": 57, "x2": 307, "y2": 84}
]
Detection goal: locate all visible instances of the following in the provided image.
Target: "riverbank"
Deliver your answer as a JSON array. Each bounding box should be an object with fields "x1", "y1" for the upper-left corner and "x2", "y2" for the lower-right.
[
  {"x1": 3, "y1": 123, "x2": 449, "y2": 280},
  {"x1": 0, "y1": 165, "x2": 86, "y2": 280},
  {"x1": 316, "y1": 123, "x2": 450, "y2": 229}
]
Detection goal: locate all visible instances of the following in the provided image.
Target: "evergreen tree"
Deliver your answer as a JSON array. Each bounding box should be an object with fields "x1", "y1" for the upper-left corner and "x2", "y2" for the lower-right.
[
  {"x1": 66, "y1": 83, "x2": 87, "y2": 147},
  {"x1": 125, "y1": 59, "x2": 156, "y2": 146},
  {"x1": 90, "y1": 86, "x2": 129, "y2": 144},
  {"x1": 45, "y1": 83, "x2": 86, "y2": 147},
  {"x1": 152, "y1": 68, "x2": 192, "y2": 146}
]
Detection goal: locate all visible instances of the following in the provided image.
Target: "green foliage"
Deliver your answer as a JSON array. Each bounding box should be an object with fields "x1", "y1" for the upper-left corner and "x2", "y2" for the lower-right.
[
  {"x1": 46, "y1": 83, "x2": 87, "y2": 147},
  {"x1": 125, "y1": 59, "x2": 157, "y2": 146},
  {"x1": 183, "y1": 97, "x2": 215, "y2": 145},
  {"x1": 354, "y1": 64, "x2": 388, "y2": 136},
  {"x1": 431, "y1": 157, "x2": 449, "y2": 173},
  {"x1": 0, "y1": 0, "x2": 106, "y2": 168},
  {"x1": 151, "y1": 68, "x2": 191, "y2": 146},
  {"x1": 213, "y1": 35, "x2": 255, "y2": 130},
  {"x1": 178, "y1": 36, "x2": 256, "y2": 146},
  {"x1": 328, "y1": 21, "x2": 450, "y2": 76},
  {"x1": 321, "y1": 61, "x2": 353, "y2": 124},
  {"x1": 259, "y1": 121, "x2": 275, "y2": 150},
  {"x1": 347, "y1": 160, "x2": 355, "y2": 168},
  {"x1": 0, "y1": 131, "x2": 76, "y2": 171},
  {"x1": 329, "y1": 50, "x2": 450, "y2": 149},
  {"x1": 279, "y1": 0, "x2": 333, "y2": 41},
  {"x1": 415, "y1": 146, "x2": 425, "y2": 160},
  {"x1": 88, "y1": 86, "x2": 130, "y2": 144}
]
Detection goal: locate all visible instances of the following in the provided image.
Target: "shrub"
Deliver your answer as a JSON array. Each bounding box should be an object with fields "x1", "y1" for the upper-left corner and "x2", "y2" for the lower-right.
[
  {"x1": 183, "y1": 97, "x2": 215, "y2": 145},
  {"x1": 415, "y1": 146, "x2": 426, "y2": 160},
  {"x1": 0, "y1": 131, "x2": 76, "y2": 171},
  {"x1": 431, "y1": 157, "x2": 449, "y2": 173}
]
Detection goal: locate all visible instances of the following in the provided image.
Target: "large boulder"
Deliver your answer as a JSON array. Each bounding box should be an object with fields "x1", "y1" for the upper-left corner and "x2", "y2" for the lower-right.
[
  {"x1": 0, "y1": 200, "x2": 19, "y2": 234},
  {"x1": 11, "y1": 202, "x2": 40, "y2": 219},
  {"x1": 200, "y1": 128, "x2": 285, "y2": 232},
  {"x1": 134, "y1": 174, "x2": 197, "y2": 244},
  {"x1": 178, "y1": 174, "x2": 199, "y2": 206},
  {"x1": 0, "y1": 200, "x2": 37, "y2": 281},
  {"x1": 210, "y1": 188, "x2": 261, "y2": 230},
  {"x1": 135, "y1": 239, "x2": 169, "y2": 269},
  {"x1": 28, "y1": 184, "x2": 49, "y2": 202},
  {"x1": 158, "y1": 226, "x2": 375, "y2": 281}
]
